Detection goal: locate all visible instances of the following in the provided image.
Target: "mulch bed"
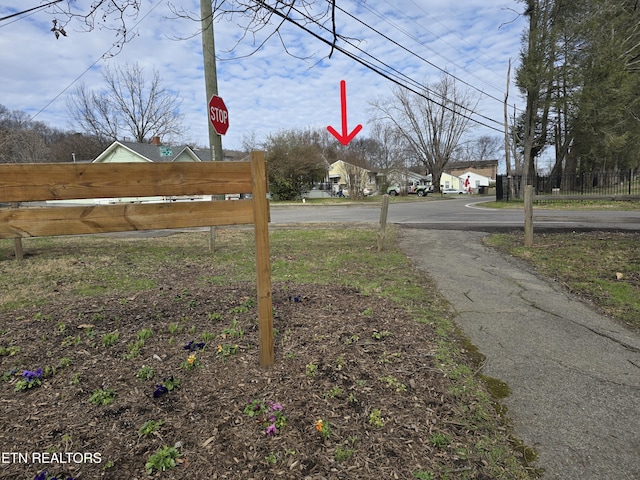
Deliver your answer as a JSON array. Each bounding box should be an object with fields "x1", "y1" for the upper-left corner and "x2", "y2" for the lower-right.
[{"x1": 0, "y1": 276, "x2": 515, "y2": 479}]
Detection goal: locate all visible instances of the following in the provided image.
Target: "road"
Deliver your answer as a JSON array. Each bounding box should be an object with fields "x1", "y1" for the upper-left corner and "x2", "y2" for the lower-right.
[{"x1": 270, "y1": 196, "x2": 640, "y2": 231}]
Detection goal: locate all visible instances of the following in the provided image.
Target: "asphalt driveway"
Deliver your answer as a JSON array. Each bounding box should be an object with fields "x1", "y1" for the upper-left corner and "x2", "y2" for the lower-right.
[{"x1": 398, "y1": 228, "x2": 640, "y2": 479}]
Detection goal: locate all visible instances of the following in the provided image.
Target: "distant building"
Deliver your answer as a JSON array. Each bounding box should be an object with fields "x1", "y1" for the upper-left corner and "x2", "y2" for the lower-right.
[
  {"x1": 440, "y1": 172, "x2": 463, "y2": 190},
  {"x1": 458, "y1": 171, "x2": 492, "y2": 193},
  {"x1": 447, "y1": 160, "x2": 498, "y2": 182},
  {"x1": 93, "y1": 137, "x2": 204, "y2": 163}
]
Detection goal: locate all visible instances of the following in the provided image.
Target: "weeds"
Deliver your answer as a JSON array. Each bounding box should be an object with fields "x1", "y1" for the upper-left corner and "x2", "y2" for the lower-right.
[
  {"x1": 101, "y1": 331, "x2": 119, "y2": 347},
  {"x1": 89, "y1": 387, "x2": 117, "y2": 406},
  {"x1": 138, "y1": 420, "x2": 163, "y2": 437},
  {"x1": 145, "y1": 446, "x2": 180, "y2": 474}
]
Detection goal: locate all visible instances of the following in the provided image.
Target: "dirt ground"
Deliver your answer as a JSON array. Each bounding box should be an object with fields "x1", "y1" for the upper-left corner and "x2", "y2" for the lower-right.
[{"x1": 0, "y1": 266, "x2": 528, "y2": 479}]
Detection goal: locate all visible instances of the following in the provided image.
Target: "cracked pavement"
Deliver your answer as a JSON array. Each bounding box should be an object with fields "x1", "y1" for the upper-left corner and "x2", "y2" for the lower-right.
[{"x1": 398, "y1": 228, "x2": 640, "y2": 480}]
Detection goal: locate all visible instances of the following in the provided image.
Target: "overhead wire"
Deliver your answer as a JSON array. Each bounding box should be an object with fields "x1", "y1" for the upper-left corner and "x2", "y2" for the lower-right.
[
  {"x1": 265, "y1": 1, "x2": 503, "y2": 132},
  {"x1": 384, "y1": 0, "x2": 511, "y2": 94},
  {"x1": 21, "y1": 0, "x2": 509, "y2": 133},
  {"x1": 328, "y1": 0, "x2": 507, "y2": 124},
  {"x1": 0, "y1": 0, "x2": 63, "y2": 24},
  {"x1": 351, "y1": 0, "x2": 508, "y2": 105}
]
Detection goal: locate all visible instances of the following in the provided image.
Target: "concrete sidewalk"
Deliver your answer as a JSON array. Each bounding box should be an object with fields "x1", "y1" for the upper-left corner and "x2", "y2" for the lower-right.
[{"x1": 398, "y1": 229, "x2": 640, "y2": 480}]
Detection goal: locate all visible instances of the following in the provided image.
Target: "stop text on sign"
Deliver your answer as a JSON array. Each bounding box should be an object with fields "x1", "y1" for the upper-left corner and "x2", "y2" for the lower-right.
[{"x1": 210, "y1": 106, "x2": 227, "y2": 124}]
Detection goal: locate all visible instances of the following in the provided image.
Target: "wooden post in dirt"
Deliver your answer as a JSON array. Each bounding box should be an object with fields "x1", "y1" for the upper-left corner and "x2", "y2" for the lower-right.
[
  {"x1": 524, "y1": 185, "x2": 534, "y2": 247},
  {"x1": 11, "y1": 203, "x2": 23, "y2": 260},
  {"x1": 250, "y1": 151, "x2": 274, "y2": 367},
  {"x1": 378, "y1": 194, "x2": 390, "y2": 252}
]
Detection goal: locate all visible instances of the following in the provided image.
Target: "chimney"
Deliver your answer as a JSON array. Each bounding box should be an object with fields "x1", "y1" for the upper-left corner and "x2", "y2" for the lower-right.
[{"x1": 151, "y1": 136, "x2": 161, "y2": 145}]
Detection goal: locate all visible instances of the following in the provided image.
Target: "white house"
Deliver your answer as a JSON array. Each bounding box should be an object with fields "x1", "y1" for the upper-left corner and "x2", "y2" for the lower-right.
[
  {"x1": 458, "y1": 171, "x2": 492, "y2": 193},
  {"x1": 93, "y1": 138, "x2": 205, "y2": 163},
  {"x1": 384, "y1": 169, "x2": 432, "y2": 193}
]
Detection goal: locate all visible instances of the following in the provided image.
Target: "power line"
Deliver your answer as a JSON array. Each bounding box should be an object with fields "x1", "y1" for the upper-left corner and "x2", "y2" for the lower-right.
[
  {"x1": 352, "y1": 0, "x2": 507, "y2": 105},
  {"x1": 268, "y1": 1, "x2": 503, "y2": 133},
  {"x1": 0, "y1": 0, "x2": 62, "y2": 23},
  {"x1": 329, "y1": 1, "x2": 506, "y2": 122}
]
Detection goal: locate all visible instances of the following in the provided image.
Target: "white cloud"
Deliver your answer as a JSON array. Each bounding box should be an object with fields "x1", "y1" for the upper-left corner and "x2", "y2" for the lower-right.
[{"x1": 0, "y1": 0, "x2": 527, "y2": 151}]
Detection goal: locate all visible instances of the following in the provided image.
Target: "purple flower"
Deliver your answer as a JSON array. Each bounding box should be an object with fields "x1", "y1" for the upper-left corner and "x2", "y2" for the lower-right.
[
  {"x1": 183, "y1": 341, "x2": 206, "y2": 351},
  {"x1": 153, "y1": 385, "x2": 169, "y2": 398},
  {"x1": 23, "y1": 369, "x2": 43, "y2": 382},
  {"x1": 34, "y1": 471, "x2": 47, "y2": 480},
  {"x1": 269, "y1": 402, "x2": 283, "y2": 412},
  {"x1": 265, "y1": 424, "x2": 277, "y2": 436}
]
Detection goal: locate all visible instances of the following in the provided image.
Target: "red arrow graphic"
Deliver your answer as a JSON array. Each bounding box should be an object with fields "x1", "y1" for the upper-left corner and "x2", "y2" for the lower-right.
[{"x1": 327, "y1": 80, "x2": 362, "y2": 146}]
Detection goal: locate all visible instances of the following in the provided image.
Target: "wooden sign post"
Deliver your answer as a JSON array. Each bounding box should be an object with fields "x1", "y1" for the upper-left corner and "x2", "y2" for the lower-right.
[{"x1": 0, "y1": 151, "x2": 274, "y2": 367}]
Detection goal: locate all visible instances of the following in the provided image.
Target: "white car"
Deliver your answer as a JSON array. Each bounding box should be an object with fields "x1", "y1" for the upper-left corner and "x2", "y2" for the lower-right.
[{"x1": 441, "y1": 188, "x2": 467, "y2": 195}]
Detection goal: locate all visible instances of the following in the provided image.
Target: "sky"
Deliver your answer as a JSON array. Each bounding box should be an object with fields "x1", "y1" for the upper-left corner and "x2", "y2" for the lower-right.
[{"x1": 0, "y1": 0, "x2": 528, "y2": 156}]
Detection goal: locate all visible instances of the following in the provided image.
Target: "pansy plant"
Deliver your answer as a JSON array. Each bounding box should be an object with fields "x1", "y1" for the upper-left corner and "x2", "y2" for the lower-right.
[
  {"x1": 14, "y1": 368, "x2": 43, "y2": 392},
  {"x1": 183, "y1": 340, "x2": 206, "y2": 352},
  {"x1": 244, "y1": 399, "x2": 286, "y2": 436},
  {"x1": 153, "y1": 376, "x2": 180, "y2": 399},
  {"x1": 181, "y1": 354, "x2": 200, "y2": 371}
]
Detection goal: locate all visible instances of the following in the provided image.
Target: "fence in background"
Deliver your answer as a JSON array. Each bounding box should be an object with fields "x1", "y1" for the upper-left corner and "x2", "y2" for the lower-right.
[{"x1": 497, "y1": 169, "x2": 640, "y2": 201}]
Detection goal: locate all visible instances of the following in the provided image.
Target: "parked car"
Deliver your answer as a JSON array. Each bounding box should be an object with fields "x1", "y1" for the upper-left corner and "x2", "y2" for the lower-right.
[
  {"x1": 363, "y1": 187, "x2": 375, "y2": 196},
  {"x1": 408, "y1": 184, "x2": 431, "y2": 197},
  {"x1": 441, "y1": 188, "x2": 467, "y2": 195},
  {"x1": 386, "y1": 185, "x2": 403, "y2": 196}
]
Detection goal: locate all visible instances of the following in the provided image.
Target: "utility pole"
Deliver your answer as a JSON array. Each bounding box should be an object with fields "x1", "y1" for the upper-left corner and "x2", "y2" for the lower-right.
[
  {"x1": 201, "y1": 0, "x2": 223, "y2": 252},
  {"x1": 201, "y1": 0, "x2": 223, "y2": 163}
]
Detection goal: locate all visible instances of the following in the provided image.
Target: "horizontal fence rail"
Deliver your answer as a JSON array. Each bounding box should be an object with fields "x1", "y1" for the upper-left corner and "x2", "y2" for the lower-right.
[{"x1": 0, "y1": 161, "x2": 254, "y2": 203}]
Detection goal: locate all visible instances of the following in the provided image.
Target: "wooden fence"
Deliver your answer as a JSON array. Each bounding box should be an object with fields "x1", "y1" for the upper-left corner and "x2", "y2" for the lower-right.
[{"x1": 0, "y1": 151, "x2": 274, "y2": 367}]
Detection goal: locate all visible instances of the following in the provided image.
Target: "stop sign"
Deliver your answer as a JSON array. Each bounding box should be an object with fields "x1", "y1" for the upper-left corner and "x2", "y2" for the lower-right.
[{"x1": 208, "y1": 95, "x2": 229, "y2": 135}]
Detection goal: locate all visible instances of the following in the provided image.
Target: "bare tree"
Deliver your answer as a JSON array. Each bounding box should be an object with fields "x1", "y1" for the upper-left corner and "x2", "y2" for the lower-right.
[
  {"x1": 67, "y1": 63, "x2": 184, "y2": 144},
  {"x1": 456, "y1": 135, "x2": 502, "y2": 162},
  {"x1": 371, "y1": 76, "x2": 479, "y2": 192},
  {"x1": 168, "y1": 1, "x2": 339, "y2": 55},
  {"x1": 48, "y1": 0, "x2": 141, "y2": 52},
  {"x1": 48, "y1": 0, "x2": 337, "y2": 56},
  {"x1": 0, "y1": 107, "x2": 51, "y2": 163},
  {"x1": 0, "y1": 129, "x2": 49, "y2": 163},
  {"x1": 366, "y1": 122, "x2": 407, "y2": 171}
]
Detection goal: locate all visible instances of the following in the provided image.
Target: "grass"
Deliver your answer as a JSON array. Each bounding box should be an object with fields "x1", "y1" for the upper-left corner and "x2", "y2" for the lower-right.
[
  {"x1": 0, "y1": 226, "x2": 535, "y2": 478},
  {"x1": 485, "y1": 231, "x2": 640, "y2": 331}
]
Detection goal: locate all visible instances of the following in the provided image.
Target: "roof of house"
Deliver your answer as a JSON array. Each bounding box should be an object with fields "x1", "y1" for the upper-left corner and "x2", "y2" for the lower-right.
[
  {"x1": 447, "y1": 159, "x2": 498, "y2": 169},
  {"x1": 92, "y1": 141, "x2": 203, "y2": 163},
  {"x1": 118, "y1": 141, "x2": 201, "y2": 162}
]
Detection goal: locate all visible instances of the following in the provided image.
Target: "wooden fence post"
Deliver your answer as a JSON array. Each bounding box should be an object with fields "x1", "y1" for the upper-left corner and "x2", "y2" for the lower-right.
[
  {"x1": 10, "y1": 203, "x2": 23, "y2": 260},
  {"x1": 250, "y1": 151, "x2": 274, "y2": 367},
  {"x1": 524, "y1": 185, "x2": 534, "y2": 247},
  {"x1": 378, "y1": 194, "x2": 389, "y2": 252}
]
